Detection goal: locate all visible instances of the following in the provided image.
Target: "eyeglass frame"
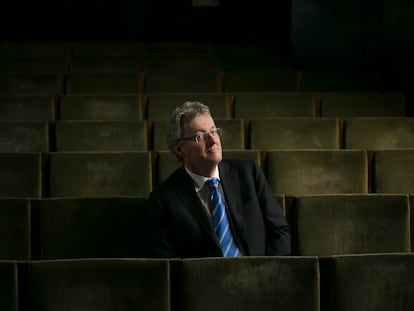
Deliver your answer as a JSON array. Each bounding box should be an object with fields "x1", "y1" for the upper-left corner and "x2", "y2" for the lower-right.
[{"x1": 176, "y1": 128, "x2": 222, "y2": 144}]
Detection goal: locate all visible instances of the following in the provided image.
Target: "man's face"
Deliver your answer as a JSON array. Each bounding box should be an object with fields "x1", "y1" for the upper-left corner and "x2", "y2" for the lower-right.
[{"x1": 175, "y1": 113, "x2": 222, "y2": 177}]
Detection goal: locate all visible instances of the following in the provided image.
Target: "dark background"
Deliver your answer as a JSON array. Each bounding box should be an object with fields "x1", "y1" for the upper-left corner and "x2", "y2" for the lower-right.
[{"x1": 1, "y1": 0, "x2": 413, "y2": 109}]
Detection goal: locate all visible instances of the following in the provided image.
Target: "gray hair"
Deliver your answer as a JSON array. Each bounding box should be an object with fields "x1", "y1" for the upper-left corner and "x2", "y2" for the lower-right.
[{"x1": 166, "y1": 101, "x2": 211, "y2": 158}]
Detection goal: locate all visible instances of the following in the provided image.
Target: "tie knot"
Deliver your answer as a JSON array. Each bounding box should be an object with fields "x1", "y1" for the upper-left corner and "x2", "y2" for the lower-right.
[{"x1": 206, "y1": 177, "x2": 219, "y2": 190}]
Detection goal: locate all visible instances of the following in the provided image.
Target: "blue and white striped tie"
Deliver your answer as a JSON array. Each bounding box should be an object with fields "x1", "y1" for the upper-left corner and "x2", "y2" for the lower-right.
[{"x1": 206, "y1": 178, "x2": 242, "y2": 257}]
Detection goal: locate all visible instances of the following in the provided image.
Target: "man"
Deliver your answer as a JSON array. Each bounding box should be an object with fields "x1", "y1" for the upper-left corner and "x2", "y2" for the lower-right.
[{"x1": 148, "y1": 101, "x2": 290, "y2": 258}]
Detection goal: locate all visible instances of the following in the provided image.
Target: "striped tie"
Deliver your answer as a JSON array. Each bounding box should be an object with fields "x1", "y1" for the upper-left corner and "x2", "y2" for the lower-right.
[{"x1": 206, "y1": 178, "x2": 242, "y2": 257}]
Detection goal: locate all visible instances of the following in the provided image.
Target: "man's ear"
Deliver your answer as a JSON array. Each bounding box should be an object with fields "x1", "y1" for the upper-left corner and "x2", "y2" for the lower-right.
[{"x1": 174, "y1": 143, "x2": 184, "y2": 159}]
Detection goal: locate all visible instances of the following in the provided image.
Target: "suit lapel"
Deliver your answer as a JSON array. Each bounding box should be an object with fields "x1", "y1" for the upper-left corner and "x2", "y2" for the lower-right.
[
  {"x1": 172, "y1": 167, "x2": 220, "y2": 246},
  {"x1": 219, "y1": 161, "x2": 250, "y2": 253}
]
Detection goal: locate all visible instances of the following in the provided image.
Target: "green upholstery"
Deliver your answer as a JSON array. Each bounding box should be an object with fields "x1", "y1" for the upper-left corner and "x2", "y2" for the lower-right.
[
  {"x1": 0, "y1": 57, "x2": 67, "y2": 73},
  {"x1": 55, "y1": 121, "x2": 148, "y2": 151},
  {"x1": 7, "y1": 41, "x2": 73, "y2": 57},
  {"x1": 289, "y1": 194, "x2": 411, "y2": 256},
  {"x1": 48, "y1": 152, "x2": 152, "y2": 197},
  {"x1": 0, "y1": 96, "x2": 55, "y2": 121},
  {"x1": 59, "y1": 94, "x2": 143, "y2": 120},
  {"x1": 29, "y1": 259, "x2": 170, "y2": 311},
  {"x1": 144, "y1": 41, "x2": 210, "y2": 55},
  {"x1": 249, "y1": 118, "x2": 340, "y2": 149},
  {"x1": 151, "y1": 120, "x2": 168, "y2": 151},
  {"x1": 0, "y1": 198, "x2": 31, "y2": 260},
  {"x1": 301, "y1": 71, "x2": 379, "y2": 92},
  {"x1": 329, "y1": 253, "x2": 414, "y2": 311},
  {"x1": 265, "y1": 150, "x2": 368, "y2": 195},
  {"x1": 179, "y1": 257, "x2": 319, "y2": 311},
  {"x1": 146, "y1": 93, "x2": 229, "y2": 119},
  {"x1": 215, "y1": 119, "x2": 245, "y2": 149},
  {"x1": 374, "y1": 149, "x2": 414, "y2": 193},
  {"x1": 65, "y1": 73, "x2": 141, "y2": 94},
  {"x1": 223, "y1": 150, "x2": 262, "y2": 166},
  {"x1": 0, "y1": 261, "x2": 19, "y2": 311},
  {"x1": 0, "y1": 153, "x2": 42, "y2": 197},
  {"x1": 224, "y1": 70, "x2": 298, "y2": 92},
  {"x1": 144, "y1": 55, "x2": 217, "y2": 72},
  {"x1": 154, "y1": 151, "x2": 182, "y2": 186},
  {"x1": 73, "y1": 41, "x2": 142, "y2": 57},
  {"x1": 320, "y1": 92, "x2": 406, "y2": 117},
  {"x1": 33, "y1": 197, "x2": 150, "y2": 259},
  {"x1": 233, "y1": 92, "x2": 316, "y2": 118},
  {"x1": 344, "y1": 118, "x2": 414, "y2": 149},
  {"x1": 0, "y1": 73, "x2": 62, "y2": 95},
  {"x1": 69, "y1": 56, "x2": 142, "y2": 73},
  {"x1": 144, "y1": 72, "x2": 219, "y2": 93},
  {"x1": 0, "y1": 121, "x2": 49, "y2": 152},
  {"x1": 217, "y1": 55, "x2": 287, "y2": 71}
]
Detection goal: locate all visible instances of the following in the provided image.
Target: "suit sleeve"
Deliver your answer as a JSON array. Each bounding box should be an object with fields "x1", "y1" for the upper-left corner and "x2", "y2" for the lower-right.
[{"x1": 253, "y1": 161, "x2": 291, "y2": 256}]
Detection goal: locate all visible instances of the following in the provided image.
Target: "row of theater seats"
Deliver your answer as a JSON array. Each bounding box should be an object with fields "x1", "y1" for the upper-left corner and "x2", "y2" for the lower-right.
[
  {"x1": 0, "y1": 70, "x2": 401, "y2": 94},
  {"x1": 2, "y1": 254, "x2": 414, "y2": 311},
  {"x1": 2, "y1": 117, "x2": 414, "y2": 152},
  {"x1": 0, "y1": 194, "x2": 411, "y2": 261},
  {"x1": 2, "y1": 149, "x2": 414, "y2": 197},
  {"x1": 0, "y1": 39, "x2": 407, "y2": 94},
  {"x1": 0, "y1": 92, "x2": 407, "y2": 120}
]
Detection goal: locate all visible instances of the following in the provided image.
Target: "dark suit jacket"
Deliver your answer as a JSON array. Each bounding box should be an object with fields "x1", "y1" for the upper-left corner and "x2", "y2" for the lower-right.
[{"x1": 148, "y1": 159, "x2": 291, "y2": 258}]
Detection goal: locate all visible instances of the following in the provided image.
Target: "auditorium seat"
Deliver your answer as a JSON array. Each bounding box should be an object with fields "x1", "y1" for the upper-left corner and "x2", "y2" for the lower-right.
[
  {"x1": 144, "y1": 72, "x2": 219, "y2": 93},
  {"x1": 59, "y1": 94, "x2": 143, "y2": 120},
  {"x1": 150, "y1": 120, "x2": 168, "y2": 151},
  {"x1": 233, "y1": 92, "x2": 317, "y2": 118},
  {"x1": 144, "y1": 41, "x2": 210, "y2": 55},
  {"x1": 223, "y1": 70, "x2": 299, "y2": 92},
  {"x1": 0, "y1": 73, "x2": 63, "y2": 95},
  {"x1": 0, "y1": 96, "x2": 56, "y2": 121},
  {"x1": 217, "y1": 54, "x2": 288, "y2": 72},
  {"x1": 0, "y1": 261, "x2": 18, "y2": 311},
  {"x1": 48, "y1": 152, "x2": 152, "y2": 197},
  {"x1": 248, "y1": 118, "x2": 340, "y2": 149},
  {"x1": 145, "y1": 93, "x2": 229, "y2": 119},
  {"x1": 28, "y1": 259, "x2": 170, "y2": 311},
  {"x1": 222, "y1": 150, "x2": 262, "y2": 166},
  {"x1": 344, "y1": 118, "x2": 414, "y2": 149},
  {"x1": 328, "y1": 253, "x2": 414, "y2": 310},
  {"x1": 214, "y1": 41, "x2": 288, "y2": 72},
  {"x1": 288, "y1": 194, "x2": 411, "y2": 256},
  {"x1": 154, "y1": 151, "x2": 181, "y2": 186},
  {"x1": 319, "y1": 92, "x2": 406, "y2": 117},
  {"x1": 32, "y1": 197, "x2": 150, "y2": 259},
  {"x1": 55, "y1": 121, "x2": 148, "y2": 151},
  {"x1": 65, "y1": 73, "x2": 141, "y2": 94},
  {"x1": 0, "y1": 57, "x2": 67, "y2": 73},
  {"x1": 69, "y1": 56, "x2": 142, "y2": 73},
  {"x1": 143, "y1": 55, "x2": 217, "y2": 73},
  {"x1": 178, "y1": 257, "x2": 319, "y2": 311},
  {"x1": 301, "y1": 71, "x2": 380, "y2": 92},
  {"x1": 0, "y1": 198, "x2": 31, "y2": 260},
  {"x1": 0, "y1": 121, "x2": 49, "y2": 152},
  {"x1": 6, "y1": 41, "x2": 73, "y2": 57},
  {"x1": 73, "y1": 41, "x2": 142, "y2": 57},
  {"x1": 374, "y1": 149, "x2": 414, "y2": 193},
  {"x1": 0, "y1": 153, "x2": 42, "y2": 197},
  {"x1": 264, "y1": 150, "x2": 368, "y2": 195},
  {"x1": 215, "y1": 119, "x2": 246, "y2": 149}
]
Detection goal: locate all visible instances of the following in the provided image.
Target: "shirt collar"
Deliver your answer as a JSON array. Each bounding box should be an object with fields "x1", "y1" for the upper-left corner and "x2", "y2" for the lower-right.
[{"x1": 185, "y1": 166, "x2": 220, "y2": 192}]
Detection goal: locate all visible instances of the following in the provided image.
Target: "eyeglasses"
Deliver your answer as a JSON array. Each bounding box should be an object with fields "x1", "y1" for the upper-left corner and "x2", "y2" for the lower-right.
[{"x1": 177, "y1": 128, "x2": 222, "y2": 144}]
